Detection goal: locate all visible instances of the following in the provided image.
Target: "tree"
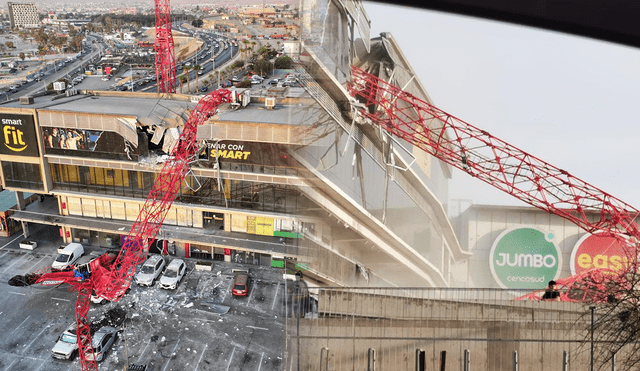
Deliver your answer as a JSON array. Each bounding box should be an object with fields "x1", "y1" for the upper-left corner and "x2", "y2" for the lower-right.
[
  {"x1": 191, "y1": 19, "x2": 203, "y2": 28},
  {"x1": 237, "y1": 80, "x2": 252, "y2": 88},
  {"x1": 274, "y1": 56, "x2": 293, "y2": 69},
  {"x1": 183, "y1": 65, "x2": 191, "y2": 92},
  {"x1": 5, "y1": 41, "x2": 14, "y2": 49},
  {"x1": 193, "y1": 64, "x2": 201, "y2": 90},
  {"x1": 254, "y1": 58, "x2": 273, "y2": 76},
  {"x1": 178, "y1": 75, "x2": 187, "y2": 91},
  {"x1": 19, "y1": 52, "x2": 25, "y2": 61}
]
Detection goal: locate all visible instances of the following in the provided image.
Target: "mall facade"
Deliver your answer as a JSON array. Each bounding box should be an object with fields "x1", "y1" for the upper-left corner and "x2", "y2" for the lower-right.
[{"x1": 0, "y1": 0, "x2": 468, "y2": 288}]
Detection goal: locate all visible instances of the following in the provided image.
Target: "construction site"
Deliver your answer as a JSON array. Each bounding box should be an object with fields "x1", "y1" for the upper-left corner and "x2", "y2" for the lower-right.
[{"x1": 0, "y1": 0, "x2": 639, "y2": 371}]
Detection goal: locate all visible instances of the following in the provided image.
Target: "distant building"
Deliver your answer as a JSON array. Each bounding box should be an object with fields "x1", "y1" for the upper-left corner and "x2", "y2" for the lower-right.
[{"x1": 7, "y1": 2, "x2": 39, "y2": 29}]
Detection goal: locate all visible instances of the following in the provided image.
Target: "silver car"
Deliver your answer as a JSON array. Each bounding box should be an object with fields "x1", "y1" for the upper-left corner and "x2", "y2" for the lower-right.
[
  {"x1": 51, "y1": 322, "x2": 78, "y2": 360},
  {"x1": 159, "y1": 259, "x2": 187, "y2": 290},
  {"x1": 135, "y1": 255, "x2": 165, "y2": 286},
  {"x1": 85, "y1": 326, "x2": 117, "y2": 362}
]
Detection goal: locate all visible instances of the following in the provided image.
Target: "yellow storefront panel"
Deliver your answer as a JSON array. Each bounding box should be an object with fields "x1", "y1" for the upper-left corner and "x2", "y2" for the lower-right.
[
  {"x1": 231, "y1": 214, "x2": 247, "y2": 233},
  {"x1": 247, "y1": 216, "x2": 256, "y2": 234},
  {"x1": 256, "y1": 217, "x2": 274, "y2": 236},
  {"x1": 111, "y1": 201, "x2": 125, "y2": 220},
  {"x1": 125, "y1": 202, "x2": 140, "y2": 221}
]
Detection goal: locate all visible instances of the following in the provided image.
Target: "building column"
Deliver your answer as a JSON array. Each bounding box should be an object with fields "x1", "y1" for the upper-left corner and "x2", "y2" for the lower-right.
[{"x1": 15, "y1": 191, "x2": 29, "y2": 238}]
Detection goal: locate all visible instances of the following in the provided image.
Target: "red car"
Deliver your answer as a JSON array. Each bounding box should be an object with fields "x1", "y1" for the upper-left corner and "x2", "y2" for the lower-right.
[{"x1": 231, "y1": 273, "x2": 249, "y2": 296}]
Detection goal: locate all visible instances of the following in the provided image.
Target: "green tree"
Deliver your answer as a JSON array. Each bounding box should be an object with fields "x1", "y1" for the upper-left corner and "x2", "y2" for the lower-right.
[
  {"x1": 183, "y1": 65, "x2": 191, "y2": 92},
  {"x1": 254, "y1": 58, "x2": 273, "y2": 76},
  {"x1": 274, "y1": 56, "x2": 293, "y2": 69},
  {"x1": 237, "y1": 80, "x2": 252, "y2": 88},
  {"x1": 178, "y1": 75, "x2": 187, "y2": 91},
  {"x1": 193, "y1": 64, "x2": 201, "y2": 90}
]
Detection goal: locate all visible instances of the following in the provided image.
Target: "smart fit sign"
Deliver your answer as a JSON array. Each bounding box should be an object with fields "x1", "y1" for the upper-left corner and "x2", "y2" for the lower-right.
[
  {"x1": 0, "y1": 113, "x2": 39, "y2": 157},
  {"x1": 570, "y1": 233, "x2": 631, "y2": 275},
  {"x1": 489, "y1": 227, "x2": 562, "y2": 289}
]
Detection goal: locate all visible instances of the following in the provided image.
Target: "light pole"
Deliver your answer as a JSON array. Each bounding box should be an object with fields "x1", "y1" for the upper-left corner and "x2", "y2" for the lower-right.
[{"x1": 129, "y1": 64, "x2": 134, "y2": 92}]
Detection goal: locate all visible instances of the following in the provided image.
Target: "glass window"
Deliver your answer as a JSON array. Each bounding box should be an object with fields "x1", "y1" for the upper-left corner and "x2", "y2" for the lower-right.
[{"x1": 1, "y1": 161, "x2": 43, "y2": 190}]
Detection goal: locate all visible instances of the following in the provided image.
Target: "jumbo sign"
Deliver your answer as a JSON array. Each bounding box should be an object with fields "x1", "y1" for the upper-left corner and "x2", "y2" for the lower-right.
[
  {"x1": 490, "y1": 227, "x2": 561, "y2": 289},
  {"x1": 0, "y1": 114, "x2": 39, "y2": 157},
  {"x1": 208, "y1": 142, "x2": 251, "y2": 160},
  {"x1": 570, "y1": 233, "x2": 632, "y2": 275}
]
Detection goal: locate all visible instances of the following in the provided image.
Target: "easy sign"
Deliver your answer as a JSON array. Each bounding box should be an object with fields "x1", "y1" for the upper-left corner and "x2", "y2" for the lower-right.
[
  {"x1": 570, "y1": 233, "x2": 632, "y2": 275},
  {"x1": 489, "y1": 227, "x2": 562, "y2": 289}
]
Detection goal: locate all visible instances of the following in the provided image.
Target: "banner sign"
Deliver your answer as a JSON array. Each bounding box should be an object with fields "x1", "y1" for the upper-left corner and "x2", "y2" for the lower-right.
[
  {"x1": 570, "y1": 233, "x2": 631, "y2": 275},
  {"x1": 490, "y1": 227, "x2": 561, "y2": 289},
  {"x1": 0, "y1": 113, "x2": 39, "y2": 157}
]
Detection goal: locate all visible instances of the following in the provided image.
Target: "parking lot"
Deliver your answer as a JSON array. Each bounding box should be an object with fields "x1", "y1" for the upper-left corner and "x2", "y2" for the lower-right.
[{"x1": 0, "y1": 224, "x2": 285, "y2": 371}]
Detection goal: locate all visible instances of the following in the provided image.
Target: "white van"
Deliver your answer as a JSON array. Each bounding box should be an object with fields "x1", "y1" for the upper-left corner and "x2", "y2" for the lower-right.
[{"x1": 52, "y1": 243, "x2": 84, "y2": 270}]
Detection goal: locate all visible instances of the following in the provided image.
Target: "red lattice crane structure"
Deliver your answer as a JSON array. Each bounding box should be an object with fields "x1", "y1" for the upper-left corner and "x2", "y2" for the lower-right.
[
  {"x1": 16, "y1": 90, "x2": 231, "y2": 371},
  {"x1": 154, "y1": 0, "x2": 176, "y2": 93},
  {"x1": 347, "y1": 65, "x2": 640, "y2": 287}
]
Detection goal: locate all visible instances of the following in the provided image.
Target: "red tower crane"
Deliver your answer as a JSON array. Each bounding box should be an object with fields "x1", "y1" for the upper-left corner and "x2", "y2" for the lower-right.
[
  {"x1": 347, "y1": 65, "x2": 640, "y2": 289},
  {"x1": 17, "y1": 90, "x2": 231, "y2": 371},
  {"x1": 154, "y1": 0, "x2": 176, "y2": 93}
]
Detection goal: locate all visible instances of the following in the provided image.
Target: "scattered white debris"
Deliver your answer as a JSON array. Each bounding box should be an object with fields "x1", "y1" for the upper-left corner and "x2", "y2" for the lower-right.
[
  {"x1": 185, "y1": 327, "x2": 189, "y2": 331},
  {"x1": 132, "y1": 313, "x2": 139, "y2": 318},
  {"x1": 160, "y1": 336, "x2": 166, "y2": 343},
  {"x1": 184, "y1": 302, "x2": 194, "y2": 308},
  {"x1": 193, "y1": 349, "x2": 197, "y2": 353}
]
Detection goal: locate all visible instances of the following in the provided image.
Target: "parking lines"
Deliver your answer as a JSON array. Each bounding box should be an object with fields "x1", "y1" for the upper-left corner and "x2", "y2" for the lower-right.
[
  {"x1": 136, "y1": 339, "x2": 151, "y2": 364},
  {"x1": 194, "y1": 343, "x2": 208, "y2": 371},
  {"x1": 0, "y1": 251, "x2": 9, "y2": 259},
  {"x1": 247, "y1": 325, "x2": 268, "y2": 331},
  {"x1": 9, "y1": 315, "x2": 30, "y2": 337},
  {"x1": 2, "y1": 358, "x2": 17, "y2": 371},
  {"x1": 226, "y1": 345, "x2": 236, "y2": 371},
  {"x1": 8, "y1": 291, "x2": 26, "y2": 296},
  {"x1": 161, "y1": 337, "x2": 181, "y2": 371},
  {"x1": 0, "y1": 235, "x2": 24, "y2": 251},
  {"x1": 22, "y1": 325, "x2": 48, "y2": 354},
  {"x1": 26, "y1": 256, "x2": 47, "y2": 273},
  {"x1": 33, "y1": 360, "x2": 47, "y2": 371},
  {"x1": 271, "y1": 283, "x2": 280, "y2": 310},
  {"x1": 220, "y1": 280, "x2": 233, "y2": 303},
  {"x1": 247, "y1": 282, "x2": 256, "y2": 305},
  {"x1": 1, "y1": 254, "x2": 29, "y2": 275},
  {"x1": 52, "y1": 297, "x2": 70, "y2": 302},
  {"x1": 257, "y1": 352, "x2": 265, "y2": 371}
]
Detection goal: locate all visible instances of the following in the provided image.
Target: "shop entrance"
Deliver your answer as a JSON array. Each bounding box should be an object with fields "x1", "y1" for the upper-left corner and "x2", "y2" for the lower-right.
[{"x1": 203, "y1": 212, "x2": 224, "y2": 230}]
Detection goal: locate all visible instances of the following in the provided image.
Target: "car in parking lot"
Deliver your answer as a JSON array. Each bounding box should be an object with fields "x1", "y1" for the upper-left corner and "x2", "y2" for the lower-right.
[
  {"x1": 200, "y1": 86, "x2": 208, "y2": 92},
  {"x1": 135, "y1": 254, "x2": 165, "y2": 286},
  {"x1": 159, "y1": 259, "x2": 187, "y2": 290},
  {"x1": 51, "y1": 322, "x2": 79, "y2": 360},
  {"x1": 85, "y1": 327, "x2": 117, "y2": 362},
  {"x1": 232, "y1": 272, "x2": 250, "y2": 296}
]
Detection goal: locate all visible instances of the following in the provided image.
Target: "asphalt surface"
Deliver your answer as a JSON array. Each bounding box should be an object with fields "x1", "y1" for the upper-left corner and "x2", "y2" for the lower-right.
[{"x1": 0, "y1": 222, "x2": 286, "y2": 371}]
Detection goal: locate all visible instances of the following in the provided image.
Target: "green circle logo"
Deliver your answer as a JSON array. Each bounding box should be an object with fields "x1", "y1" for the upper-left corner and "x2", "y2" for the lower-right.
[{"x1": 490, "y1": 227, "x2": 561, "y2": 289}]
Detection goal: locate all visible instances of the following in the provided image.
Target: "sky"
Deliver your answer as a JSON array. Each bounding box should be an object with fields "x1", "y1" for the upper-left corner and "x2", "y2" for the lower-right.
[{"x1": 363, "y1": 2, "x2": 640, "y2": 213}]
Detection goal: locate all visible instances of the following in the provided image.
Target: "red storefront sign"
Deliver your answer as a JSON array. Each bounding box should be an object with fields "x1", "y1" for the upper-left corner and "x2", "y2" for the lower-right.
[{"x1": 570, "y1": 233, "x2": 632, "y2": 275}]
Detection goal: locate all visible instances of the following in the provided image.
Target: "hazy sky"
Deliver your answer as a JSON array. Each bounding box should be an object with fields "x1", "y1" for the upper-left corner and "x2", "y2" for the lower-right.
[{"x1": 364, "y1": 3, "x2": 640, "y2": 213}]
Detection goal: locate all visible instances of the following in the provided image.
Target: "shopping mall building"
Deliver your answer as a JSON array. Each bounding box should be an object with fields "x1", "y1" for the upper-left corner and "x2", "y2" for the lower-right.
[{"x1": 0, "y1": 0, "x2": 470, "y2": 289}]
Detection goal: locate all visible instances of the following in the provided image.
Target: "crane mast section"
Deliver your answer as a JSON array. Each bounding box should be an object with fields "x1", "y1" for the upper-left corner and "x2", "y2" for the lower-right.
[
  {"x1": 154, "y1": 0, "x2": 176, "y2": 93},
  {"x1": 348, "y1": 66, "x2": 640, "y2": 240}
]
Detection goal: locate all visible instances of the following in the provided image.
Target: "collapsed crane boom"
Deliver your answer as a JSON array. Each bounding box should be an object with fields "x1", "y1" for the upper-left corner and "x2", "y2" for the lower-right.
[
  {"x1": 347, "y1": 65, "x2": 640, "y2": 242},
  {"x1": 26, "y1": 90, "x2": 231, "y2": 371}
]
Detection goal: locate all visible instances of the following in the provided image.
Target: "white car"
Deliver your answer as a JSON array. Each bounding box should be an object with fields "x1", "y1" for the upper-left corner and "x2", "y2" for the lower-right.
[
  {"x1": 159, "y1": 259, "x2": 187, "y2": 290},
  {"x1": 51, "y1": 322, "x2": 79, "y2": 360},
  {"x1": 135, "y1": 254, "x2": 165, "y2": 286}
]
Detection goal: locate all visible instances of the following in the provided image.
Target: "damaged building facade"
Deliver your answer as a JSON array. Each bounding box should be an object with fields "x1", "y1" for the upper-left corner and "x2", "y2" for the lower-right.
[{"x1": 0, "y1": 0, "x2": 464, "y2": 290}]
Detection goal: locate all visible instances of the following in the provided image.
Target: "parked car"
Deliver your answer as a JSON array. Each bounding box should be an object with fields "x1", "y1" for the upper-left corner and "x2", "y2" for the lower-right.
[
  {"x1": 159, "y1": 259, "x2": 187, "y2": 290},
  {"x1": 200, "y1": 86, "x2": 208, "y2": 92},
  {"x1": 51, "y1": 322, "x2": 79, "y2": 360},
  {"x1": 85, "y1": 327, "x2": 117, "y2": 362},
  {"x1": 52, "y1": 243, "x2": 84, "y2": 270},
  {"x1": 232, "y1": 272, "x2": 250, "y2": 296},
  {"x1": 135, "y1": 254, "x2": 165, "y2": 286},
  {"x1": 269, "y1": 78, "x2": 281, "y2": 86}
]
